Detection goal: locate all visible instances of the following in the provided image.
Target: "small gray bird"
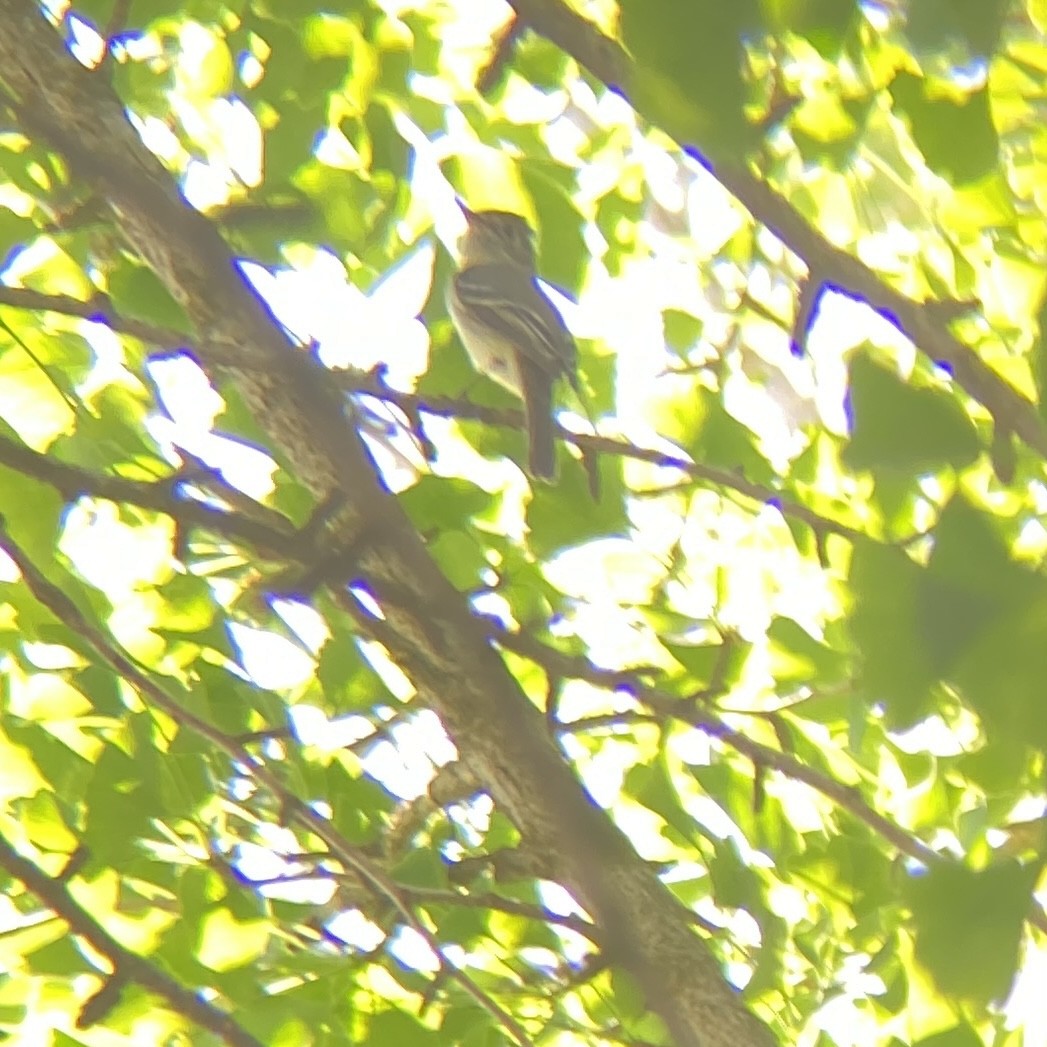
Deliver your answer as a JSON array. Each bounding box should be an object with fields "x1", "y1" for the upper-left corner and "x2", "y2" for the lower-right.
[{"x1": 447, "y1": 206, "x2": 578, "y2": 481}]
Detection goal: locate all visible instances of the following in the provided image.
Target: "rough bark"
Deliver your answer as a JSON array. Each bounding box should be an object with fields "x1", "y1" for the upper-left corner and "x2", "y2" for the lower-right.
[{"x1": 0, "y1": 4, "x2": 776, "y2": 1046}]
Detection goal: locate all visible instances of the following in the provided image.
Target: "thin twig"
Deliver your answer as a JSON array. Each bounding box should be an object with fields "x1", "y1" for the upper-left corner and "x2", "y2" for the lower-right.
[
  {"x1": 0, "y1": 432, "x2": 298, "y2": 556},
  {"x1": 0, "y1": 518, "x2": 541, "y2": 1047},
  {"x1": 0, "y1": 836, "x2": 264, "y2": 1047},
  {"x1": 331, "y1": 370, "x2": 875, "y2": 544}
]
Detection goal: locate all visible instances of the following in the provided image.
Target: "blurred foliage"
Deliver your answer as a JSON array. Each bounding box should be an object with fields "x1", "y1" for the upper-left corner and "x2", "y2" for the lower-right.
[{"x1": 1, "y1": 1, "x2": 1047, "y2": 1046}]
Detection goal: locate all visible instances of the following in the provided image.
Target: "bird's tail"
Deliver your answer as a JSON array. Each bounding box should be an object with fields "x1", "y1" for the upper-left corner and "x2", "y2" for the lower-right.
[{"x1": 519, "y1": 363, "x2": 557, "y2": 482}]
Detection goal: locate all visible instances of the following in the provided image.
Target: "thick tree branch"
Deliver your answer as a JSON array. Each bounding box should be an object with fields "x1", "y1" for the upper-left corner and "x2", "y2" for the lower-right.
[
  {"x1": 0, "y1": 517, "x2": 540, "y2": 1047},
  {"x1": 0, "y1": 8, "x2": 773, "y2": 1044},
  {"x1": 0, "y1": 284, "x2": 868, "y2": 548}
]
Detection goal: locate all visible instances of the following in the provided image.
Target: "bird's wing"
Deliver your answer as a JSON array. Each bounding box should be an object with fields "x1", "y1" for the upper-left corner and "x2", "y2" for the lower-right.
[{"x1": 453, "y1": 263, "x2": 576, "y2": 379}]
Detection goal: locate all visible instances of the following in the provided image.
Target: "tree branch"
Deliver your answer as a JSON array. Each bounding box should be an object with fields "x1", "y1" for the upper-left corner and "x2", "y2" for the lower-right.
[
  {"x1": 496, "y1": 626, "x2": 942, "y2": 869},
  {"x1": 0, "y1": 284, "x2": 869, "y2": 550},
  {"x1": 505, "y1": 0, "x2": 1047, "y2": 458},
  {"x1": 0, "y1": 432, "x2": 299, "y2": 556},
  {"x1": 0, "y1": 8, "x2": 776, "y2": 1043},
  {"x1": 0, "y1": 516, "x2": 541, "y2": 1047},
  {"x1": 0, "y1": 835, "x2": 265, "y2": 1047},
  {"x1": 0, "y1": 284, "x2": 187, "y2": 349},
  {"x1": 335, "y1": 370, "x2": 873, "y2": 545}
]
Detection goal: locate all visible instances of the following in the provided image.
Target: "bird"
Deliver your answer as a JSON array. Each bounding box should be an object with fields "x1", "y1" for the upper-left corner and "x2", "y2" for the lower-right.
[{"x1": 447, "y1": 206, "x2": 578, "y2": 481}]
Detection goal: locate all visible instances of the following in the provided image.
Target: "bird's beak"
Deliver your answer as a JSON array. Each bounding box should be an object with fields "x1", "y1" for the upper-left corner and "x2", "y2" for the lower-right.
[{"x1": 456, "y1": 197, "x2": 476, "y2": 223}]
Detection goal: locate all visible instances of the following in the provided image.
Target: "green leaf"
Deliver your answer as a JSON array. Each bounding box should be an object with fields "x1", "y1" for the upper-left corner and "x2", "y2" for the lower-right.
[
  {"x1": 889, "y1": 74, "x2": 1000, "y2": 186},
  {"x1": 328, "y1": 762, "x2": 393, "y2": 845},
  {"x1": 428, "y1": 528, "x2": 487, "y2": 591},
  {"x1": 844, "y1": 352, "x2": 980, "y2": 474},
  {"x1": 914, "y1": 1025, "x2": 985, "y2": 1047},
  {"x1": 108, "y1": 262, "x2": 190, "y2": 334},
  {"x1": 365, "y1": 100, "x2": 407, "y2": 180},
  {"x1": 393, "y1": 845, "x2": 447, "y2": 890},
  {"x1": 765, "y1": 0, "x2": 861, "y2": 57},
  {"x1": 847, "y1": 541, "x2": 936, "y2": 727},
  {"x1": 662, "y1": 308, "x2": 704, "y2": 357},
  {"x1": 791, "y1": 94, "x2": 872, "y2": 169},
  {"x1": 519, "y1": 162, "x2": 586, "y2": 293},
  {"x1": 906, "y1": 0, "x2": 1009, "y2": 58},
  {"x1": 624, "y1": 758, "x2": 702, "y2": 849},
  {"x1": 917, "y1": 495, "x2": 1030, "y2": 671},
  {"x1": 920, "y1": 496, "x2": 1047, "y2": 744},
  {"x1": 400, "y1": 475, "x2": 495, "y2": 535},
  {"x1": 370, "y1": 1008, "x2": 439, "y2": 1047},
  {"x1": 82, "y1": 740, "x2": 163, "y2": 864},
  {"x1": 0, "y1": 463, "x2": 63, "y2": 569},
  {"x1": 526, "y1": 458, "x2": 628, "y2": 557},
  {"x1": 905, "y1": 860, "x2": 1034, "y2": 1005},
  {"x1": 707, "y1": 836, "x2": 766, "y2": 913},
  {"x1": 620, "y1": 0, "x2": 763, "y2": 157},
  {"x1": 153, "y1": 572, "x2": 218, "y2": 633},
  {"x1": 689, "y1": 388, "x2": 773, "y2": 482},
  {"x1": 767, "y1": 616, "x2": 848, "y2": 688},
  {"x1": 196, "y1": 907, "x2": 270, "y2": 971},
  {"x1": 663, "y1": 636, "x2": 750, "y2": 690}
]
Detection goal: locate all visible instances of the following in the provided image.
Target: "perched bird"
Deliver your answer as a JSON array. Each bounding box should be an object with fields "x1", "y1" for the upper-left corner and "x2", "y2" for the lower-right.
[{"x1": 447, "y1": 206, "x2": 578, "y2": 481}]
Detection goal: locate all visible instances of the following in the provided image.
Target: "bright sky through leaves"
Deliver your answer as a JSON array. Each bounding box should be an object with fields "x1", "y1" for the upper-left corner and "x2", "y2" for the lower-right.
[{"x1": 3, "y1": 2, "x2": 1047, "y2": 1046}]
